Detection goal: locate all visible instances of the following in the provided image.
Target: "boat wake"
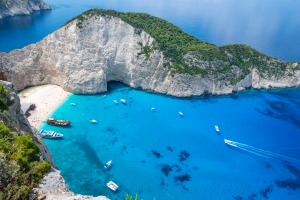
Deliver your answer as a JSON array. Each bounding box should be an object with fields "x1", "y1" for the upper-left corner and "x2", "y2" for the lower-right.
[{"x1": 224, "y1": 139, "x2": 300, "y2": 164}]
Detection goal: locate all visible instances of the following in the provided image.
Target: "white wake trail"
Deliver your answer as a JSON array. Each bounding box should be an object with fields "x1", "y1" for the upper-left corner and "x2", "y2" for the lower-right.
[{"x1": 224, "y1": 139, "x2": 300, "y2": 164}]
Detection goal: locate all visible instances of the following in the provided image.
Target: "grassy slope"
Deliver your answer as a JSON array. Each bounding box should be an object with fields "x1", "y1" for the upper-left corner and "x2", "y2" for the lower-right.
[{"x1": 65, "y1": 9, "x2": 296, "y2": 83}]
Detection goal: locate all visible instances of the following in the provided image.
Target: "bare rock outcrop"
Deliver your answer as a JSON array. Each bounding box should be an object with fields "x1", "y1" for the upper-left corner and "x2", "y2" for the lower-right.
[
  {"x1": 0, "y1": 0, "x2": 50, "y2": 19},
  {"x1": 31, "y1": 168, "x2": 109, "y2": 200},
  {"x1": 0, "y1": 10, "x2": 299, "y2": 97},
  {"x1": 0, "y1": 80, "x2": 109, "y2": 200}
]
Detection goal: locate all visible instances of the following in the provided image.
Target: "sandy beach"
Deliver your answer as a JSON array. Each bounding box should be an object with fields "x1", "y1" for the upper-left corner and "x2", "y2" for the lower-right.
[{"x1": 18, "y1": 85, "x2": 71, "y2": 129}]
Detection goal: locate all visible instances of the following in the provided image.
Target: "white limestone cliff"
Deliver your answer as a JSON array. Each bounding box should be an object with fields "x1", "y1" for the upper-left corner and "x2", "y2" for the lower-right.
[
  {"x1": 0, "y1": 0, "x2": 50, "y2": 19},
  {"x1": 0, "y1": 14, "x2": 299, "y2": 97}
]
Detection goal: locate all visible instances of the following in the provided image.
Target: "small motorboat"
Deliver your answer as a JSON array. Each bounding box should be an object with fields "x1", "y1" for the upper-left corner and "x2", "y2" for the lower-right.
[
  {"x1": 104, "y1": 160, "x2": 112, "y2": 169},
  {"x1": 120, "y1": 99, "x2": 126, "y2": 104},
  {"x1": 70, "y1": 102, "x2": 76, "y2": 106},
  {"x1": 40, "y1": 129, "x2": 63, "y2": 139},
  {"x1": 90, "y1": 119, "x2": 98, "y2": 123},
  {"x1": 178, "y1": 112, "x2": 184, "y2": 116},
  {"x1": 106, "y1": 181, "x2": 118, "y2": 191},
  {"x1": 113, "y1": 100, "x2": 118, "y2": 104},
  {"x1": 224, "y1": 139, "x2": 232, "y2": 145},
  {"x1": 215, "y1": 125, "x2": 220, "y2": 132},
  {"x1": 151, "y1": 107, "x2": 156, "y2": 111}
]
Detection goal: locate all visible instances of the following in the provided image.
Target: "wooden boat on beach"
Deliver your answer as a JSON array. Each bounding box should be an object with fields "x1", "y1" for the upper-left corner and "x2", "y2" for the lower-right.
[{"x1": 47, "y1": 118, "x2": 71, "y2": 126}]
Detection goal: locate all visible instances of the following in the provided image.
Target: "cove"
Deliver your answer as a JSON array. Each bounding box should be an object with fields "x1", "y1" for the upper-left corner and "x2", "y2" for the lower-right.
[{"x1": 41, "y1": 82, "x2": 300, "y2": 200}]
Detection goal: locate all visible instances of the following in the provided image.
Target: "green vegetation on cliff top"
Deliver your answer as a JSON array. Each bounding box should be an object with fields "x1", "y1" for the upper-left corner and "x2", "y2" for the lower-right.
[{"x1": 66, "y1": 9, "x2": 292, "y2": 82}]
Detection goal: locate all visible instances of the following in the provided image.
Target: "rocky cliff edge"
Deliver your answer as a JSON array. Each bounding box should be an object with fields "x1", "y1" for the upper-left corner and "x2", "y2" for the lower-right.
[
  {"x1": 0, "y1": 80, "x2": 108, "y2": 200},
  {"x1": 0, "y1": 0, "x2": 50, "y2": 19},
  {"x1": 0, "y1": 9, "x2": 299, "y2": 97}
]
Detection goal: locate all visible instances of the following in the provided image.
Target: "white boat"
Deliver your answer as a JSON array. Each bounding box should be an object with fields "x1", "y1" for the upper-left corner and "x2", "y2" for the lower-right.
[
  {"x1": 113, "y1": 100, "x2": 118, "y2": 104},
  {"x1": 106, "y1": 181, "x2": 118, "y2": 191},
  {"x1": 215, "y1": 125, "x2": 220, "y2": 132},
  {"x1": 70, "y1": 102, "x2": 76, "y2": 106},
  {"x1": 224, "y1": 139, "x2": 233, "y2": 145},
  {"x1": 104, "y1": 160, "x2": 112, "y2": 169},
  {"x1": 120, "y1": 99, "x2": 126, "y2": 104},
  {"x1": 151, "y1": 107, "x2": 155, "y2": 111},
  {"x1": 90, "y1": 119, "x2": 98, "y2": 123},
  {"x1": 39, "y1": 129, "x2": 63, "y2": 139},
  {"x1": 178, "y1": 112, "x2": 184, "y2": 116}
]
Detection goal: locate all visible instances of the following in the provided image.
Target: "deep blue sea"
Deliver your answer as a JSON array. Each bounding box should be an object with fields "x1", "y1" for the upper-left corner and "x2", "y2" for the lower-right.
[{"x1": 1, "y1": 0, "x2": 300, "y2": 199}]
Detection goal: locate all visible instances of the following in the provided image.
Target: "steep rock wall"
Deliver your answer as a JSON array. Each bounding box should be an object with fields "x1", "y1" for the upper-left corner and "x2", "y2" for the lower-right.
[
  {"x1": 0, "y1": 0, "x2": 50, "y2": 19},
  {"x1": 0, "y1": 80, "x2": 108, "y2": 200},
  {"x1": 0, "y1": 14, "x2": 299, "y2": 97}
]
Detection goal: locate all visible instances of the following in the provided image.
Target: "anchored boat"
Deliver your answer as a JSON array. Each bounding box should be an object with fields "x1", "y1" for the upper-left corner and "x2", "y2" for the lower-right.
[
  {"x1": 104, "y1": 160, "x2": 112, "y2": 169},
  {"x1": 215, "y1": 125, "x2": 220, "y2": 132},
  {"x1": 120, "y1": 99, "x2": 126, "y2": 104},
  {"x1": 106, "y1": 181, "x2": 118, "y2": 191},
  {"x1": 47, "y1": 118, "x2": 71, "y2": 126},
  {"x1": 90, "y1": 119, "x2": 98, "y2": 123},
  {"x1": 40, "y1": 129, "x2": 63, "y2": 139}
]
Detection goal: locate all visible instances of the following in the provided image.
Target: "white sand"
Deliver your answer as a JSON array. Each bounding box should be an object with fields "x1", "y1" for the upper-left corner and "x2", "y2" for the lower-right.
[{"x1": 18, "y1": 84, "x2": 71, "y2": 129}]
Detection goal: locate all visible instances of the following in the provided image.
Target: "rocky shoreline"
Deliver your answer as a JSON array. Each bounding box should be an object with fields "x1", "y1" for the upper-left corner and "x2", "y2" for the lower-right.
[
  {"x1": 0, "y1": 81, "x2": 108, "y2": 200},
  {"x1": 0, "y1": 10, "x2": 299, "y2": 97},
  {"x1": 0, "y1": 8, "x2": 300, "y2": 200},
  {"x1": 31, "y1": 168, "x2": 109, "y2": 200},
  {"x1": 0, "y1": 0, "x2": 50, "y2": 19}
]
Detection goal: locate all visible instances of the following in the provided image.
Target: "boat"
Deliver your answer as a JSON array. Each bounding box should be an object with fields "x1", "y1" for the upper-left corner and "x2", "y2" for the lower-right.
[
  {"x1": 178, "y1": 112, "x2": 184, "y2": 116},
  {"x1": 104, "y1": 160, "x2": 112, "y2": 169},
  {"x1": 90, "y1": 119, "x2": 97, "y2": 123},
  {"x1": 70, "y1": 102, "x2": 76, "y2": 106},
  {"x1": 151, "y1": 107, "x2": 156, "y2": 111},
  {"x1": 28, "y1": 104, "x2": 36, "y2": 111},
  {"x1": 215, "y1": 125, "x2": 220, "y2": 132},
  {"x1": 113, "y1": 100, "x2": 118, "y2": 104},
  {"x1": 25, "y1": 104, "x2": 36, "y2": 118},
  {"x1": 47, "y1": 118, "x2": 71, "y2": 126},
  {"x1": 224, "y1": 139, "x2": 233, "y2": 145},
  {"x1": 106, "y1": 181, "x2": 118, "y2": 191},
  {"x1": 120, "y1": 99, "x2": 126, "y2": 104},
  {"x1": 39, "y1": 129, "x2": 63, "y2": 139}
]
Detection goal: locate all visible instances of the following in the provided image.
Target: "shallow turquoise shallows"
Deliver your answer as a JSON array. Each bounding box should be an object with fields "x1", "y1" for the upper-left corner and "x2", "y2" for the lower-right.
[{"x1": 41, "y1": 82, "x2": 300, "y2": 200}]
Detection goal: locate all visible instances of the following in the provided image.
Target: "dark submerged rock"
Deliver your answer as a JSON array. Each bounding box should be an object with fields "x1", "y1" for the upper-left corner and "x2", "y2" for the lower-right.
[
  {"x1": 174, "y1": 174, "x2": 191, "y2": 183},
  {"x1": 179, "y1": 150, "x2": 190, "y2": 162}
]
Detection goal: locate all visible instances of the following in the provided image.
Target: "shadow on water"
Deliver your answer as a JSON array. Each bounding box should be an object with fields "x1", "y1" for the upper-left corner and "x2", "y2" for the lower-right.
[
  {"x1": 73, "y1": 137, "x2": 102, "y2": 166},
  {"x1": 107, "y1": 81, "x2": 129, "y2": 92}
]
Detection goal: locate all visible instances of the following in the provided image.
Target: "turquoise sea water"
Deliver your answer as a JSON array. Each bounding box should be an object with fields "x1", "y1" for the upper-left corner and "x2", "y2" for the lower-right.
[
  {"x1": 41, "y1": 82, "x2": 300, "y2": 200},
  {"x1": 1, "y1": 0, "x2": 300, "y2": 199}
]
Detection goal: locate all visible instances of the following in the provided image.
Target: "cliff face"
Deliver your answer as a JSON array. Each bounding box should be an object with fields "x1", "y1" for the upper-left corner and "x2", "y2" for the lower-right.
[
  {"x1": 0, "y1": 0, "x2": 50, "y2": 19},
  {"x1": 0, "y1": 80, "x2": 108, "y2": 200},
  {"x1": 0, "y1": 10, "x2": 299, "y2": 97},
  {"x1": 0, "y1": 81, "x2": 53, "y2": 163}
]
